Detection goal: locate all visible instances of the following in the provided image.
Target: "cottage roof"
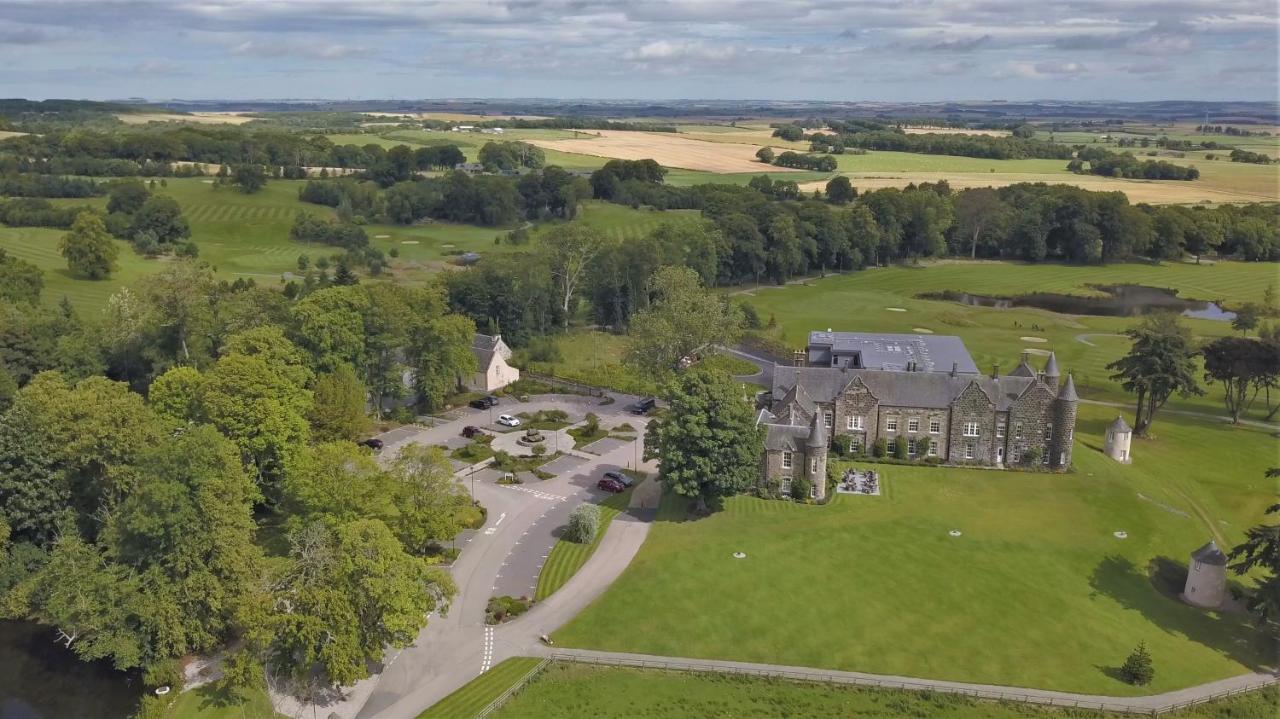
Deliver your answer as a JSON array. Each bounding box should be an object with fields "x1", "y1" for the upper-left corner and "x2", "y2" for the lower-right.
[
  {"x1": 1010, "y1": 359, "x2": 1037, "y2": 378},
  {"x1": 1058, "y1": 374, "x2": 1078, "y2": 402},
  {"x1": 771, "y1": 365, "x2": 1038, "y2": 411},
  {"x1": 1191, "y1": 540, "x2": 1227, "y2": 566},
  {"x1": 471, "y1": 333, "x2": 511, "y2": 369},
  {"x1": 1108, "y1": 415, "x2": 1132, "y2": 434}
]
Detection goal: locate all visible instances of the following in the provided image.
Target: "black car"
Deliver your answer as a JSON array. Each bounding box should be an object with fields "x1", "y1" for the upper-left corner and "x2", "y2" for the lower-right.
[
  {"x1": 359, "y1": 438, "x2": 384, "y2": 451},
  {"x1": 469, "y1": 395, "x2": 499, "y2": 409},
  {"x1": 603, "y1": 470, "x2": 634, "y2": 487},
  {"x1": 630, "y1": 397, "x2": 657, "y2": 415}
]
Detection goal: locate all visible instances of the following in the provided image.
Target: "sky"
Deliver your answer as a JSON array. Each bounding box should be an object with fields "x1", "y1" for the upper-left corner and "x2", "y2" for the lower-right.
[{"x1": 3, "y1": 0, "x2": 1277, "y2": 102}]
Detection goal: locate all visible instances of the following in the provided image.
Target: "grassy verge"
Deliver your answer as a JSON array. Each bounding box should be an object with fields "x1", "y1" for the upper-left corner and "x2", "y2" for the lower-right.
[
  {"x1": 416, "y1": 657, "x2": 544, "y2": 719},
  {"x1": 163, "y1": 682, "x2": 283, "y2": 719},
  {"x1": 553, "y1": 403, "x2": 1278, "y2": 695},
  {"x1": 493, "y1": 662, "x2": 1280, "y2": 719},
  {"x1": 533, "y1": 482, "x2": 639, "y2": 600}
]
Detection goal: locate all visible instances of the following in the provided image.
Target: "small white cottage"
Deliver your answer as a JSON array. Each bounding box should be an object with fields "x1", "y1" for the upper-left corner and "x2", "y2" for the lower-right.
[{"x1": 467, "y1": 333, "x2": 520, "y2": 392}]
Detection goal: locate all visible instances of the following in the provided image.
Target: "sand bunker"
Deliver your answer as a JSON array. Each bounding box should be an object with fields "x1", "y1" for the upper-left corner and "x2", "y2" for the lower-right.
[
  {"x1": 374, "y1": 234, "x2": 390, "y2": 239},
  {"x1": 912, "y1": 327, "x2": 933, "y2": 333},
  {"x1": 886, "y1": 307, "x2": 907, "y2": 312},
  {"x1": 1023, "y1": 348, "x2": 1052, "y2": 356},
  {"x1": 1020, "y1": 336, "x2": 1048, "y2": 343},
  {"x1": 400, "y1": 240, "x2": 420, "y2": 245}
]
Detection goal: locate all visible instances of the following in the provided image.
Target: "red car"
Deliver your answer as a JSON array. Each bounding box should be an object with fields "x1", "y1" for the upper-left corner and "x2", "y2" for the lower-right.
[{"x1": 596, "y1": 478, "x2": 626, "y2": 493}]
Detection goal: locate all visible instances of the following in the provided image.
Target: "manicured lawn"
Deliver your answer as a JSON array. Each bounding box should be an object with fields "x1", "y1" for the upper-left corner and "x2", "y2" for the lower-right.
[
  {"x1": 534, "y1": 481, "x2": 638, "y2": 600},
  {"x1": 494, "y1": 662, "x2": 1280, "y2": 718},
  {"x1": 417, "y1": 657, "x2": 544, "y2": 719},
  {"x1": 554, "y1": 403, "x2": 1278, "y2": 695},
  {"x1": 733, "y1": 259, "x2": 1277, "y2": 421}
]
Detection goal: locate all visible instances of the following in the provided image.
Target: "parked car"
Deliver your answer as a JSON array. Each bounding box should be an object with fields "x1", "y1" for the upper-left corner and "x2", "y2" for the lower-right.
[
  {"x1": 497, "y1": 414, "x2": 521, "y2": 427},
  {"x1": 597, "y1": 478, "x2": 626, "y2": 493},
  {"x1": 603, "y1": 470, "x2": 634, "y2": 487},
  {"x1": 358, "y1": 438, "x2": 384, "y2": 451},
  {"x1": 462, "y1": 425, "x2": 486, "y2": 439},
  {"x1": 470, "y1": 395, "x2": 499, "y2": 409},
  {"x1": 629, "y1": 397, "x2": 657, "y2": 415}
]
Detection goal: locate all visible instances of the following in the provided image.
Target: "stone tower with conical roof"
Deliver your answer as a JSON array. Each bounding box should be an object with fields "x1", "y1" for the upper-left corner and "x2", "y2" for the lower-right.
[
  {"x1": 1050, "y1": 373, "x2": 1078, "y2": 469},
  {"x1": 1040, "y1": 352, "x2": 1060, "y2": 393},
  {"x1": 806, "y1": 411, "x2": 828, "y2": 501},
  {"x1": 1183, "y1": 540, "x2": 1227, "y2": 609}
]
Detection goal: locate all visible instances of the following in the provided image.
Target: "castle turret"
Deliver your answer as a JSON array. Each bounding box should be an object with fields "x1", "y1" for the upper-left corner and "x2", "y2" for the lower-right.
[
  {"x1": 1183, "y1": 540, "x2": 1227, "y2": 609},
  {"x1": 1041, "y1": 352, "x2": 1060, "y2": 393},
  {"x1": 806, "y1": 411, "x2": 828, "y2": 501},
  {"x1": 1103, "y1": 415, "x2": 1133, "y2": 464},
  {"x1": 1051, "y1": 374, "x2": 1078, "y2": 470}
]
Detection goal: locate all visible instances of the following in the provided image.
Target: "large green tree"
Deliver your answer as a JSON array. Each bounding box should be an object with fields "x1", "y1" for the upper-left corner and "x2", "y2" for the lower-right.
[
  {"x1": 129, "y1": 194, "x2": 190, "y2": 248},
  {"x1": 59, "y1": 210, "x2": 119, "y2": 280},
  {"x1": 1230, "y1": 468, "x2": 1280, "y2": 626},
  {"x1": 310, "y1": 364, "x2": 369, "y2": 440},
  {"x1": 1106, "y1": 314, "x2": 1202, "y2": 435},
  {"x1": 647, "y1": 365, "x2": 763, "y2": 513},
  {"x1": 1201, "y1": 336, "x2": 1276, "y2": 424},
  {"x1": 388, "y1": 444, "x2": 469, "y2": 555},
  {"x1": 627, "y1": 266, "x2": 742, "y2": 378},
  {"x1": 267, "y1": 519, "x2": 455, "y2": 686}
]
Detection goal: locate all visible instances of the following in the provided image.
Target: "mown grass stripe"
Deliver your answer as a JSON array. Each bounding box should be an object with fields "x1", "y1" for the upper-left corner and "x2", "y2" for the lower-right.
[{"x1": 417, "y1": 657, "x2": 542, "y2": 719}]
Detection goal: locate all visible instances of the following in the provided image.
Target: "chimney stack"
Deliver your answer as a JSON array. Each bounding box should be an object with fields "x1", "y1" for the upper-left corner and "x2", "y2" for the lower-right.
[
  {"x1": 951, "y1": 362, "x2": 958, "y2": 378},
  {"x1": 991, "y1": 362, "x2": 1000, "y2": 379}
]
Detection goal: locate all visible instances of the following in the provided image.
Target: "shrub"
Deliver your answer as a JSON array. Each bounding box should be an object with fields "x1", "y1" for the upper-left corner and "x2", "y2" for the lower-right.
[
  {"x1": 790, "y1": 475, "x2": 813, "y2": 501},
  {"x1": 831, "y1": 434, "x2": 852, "y2": 456},
  {"x1": 531, "y1": 445, "x2": 547, "y2": 456},
  {"x1": 142, "y1": 658, "x2": 183, "y2": 690},
  {"x1": 1023, "y1": 446, "x2": 1042, "y2": 467},
  {"x1": 564, "y1": 503, "x2": 601, "y2": 543},
  {"x1": 1120, "y1": 642, "x2": 1155, "y2": 685},
  {"x1": 485, "y1": 595, "x2": 532, "y2": 624},
  {"x1": 893, "y1": 438, "x2": 908, "y2": 460},
  {"x1": 582, "y1": 412, "x2": 600, "y2": 435},
  {"x1": 872, "y1": 438, "x2": 888, "y2": 458}
]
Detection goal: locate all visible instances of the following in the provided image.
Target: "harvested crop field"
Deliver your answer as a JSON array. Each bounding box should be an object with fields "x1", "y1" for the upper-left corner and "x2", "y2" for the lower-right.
[
  {"x1": 527, "y1": 130, "x2": 800, "y2": 173},
  {"x1": 904, "y1": 126, "x2": 1011, "y2": 136},
  {"x1": 0, "y1": 130, "x2": 28, "y2": 140},
  {"x1": 798, "y1": 171, "x2": 1276, "y2": 205},
  {"x1": 116, "y1": 111, "x2": 255, "y2": 125}
]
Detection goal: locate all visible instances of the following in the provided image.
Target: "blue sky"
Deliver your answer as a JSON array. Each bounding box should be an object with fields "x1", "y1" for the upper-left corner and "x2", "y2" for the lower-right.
[{"x1": 3, "y1": 1, "x2": 1277, "y2": 102}]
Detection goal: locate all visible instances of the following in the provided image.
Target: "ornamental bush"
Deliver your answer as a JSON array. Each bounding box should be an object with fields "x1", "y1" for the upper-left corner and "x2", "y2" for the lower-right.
[
  {"x1": 1120, "y1": 642, "x2": 1155, "y2": 685},
  {"x1": 564, "y1": 503, "x2": 600, "y2": 544}
]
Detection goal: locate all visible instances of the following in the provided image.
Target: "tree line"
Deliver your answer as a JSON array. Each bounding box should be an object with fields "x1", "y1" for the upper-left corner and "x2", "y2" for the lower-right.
[
  {"x1": 1070, "y1": 147, "x2": 1200, "y2": 180},
  {"x1": 0, "y1": 259, "x2": 486, "y2": 703}
]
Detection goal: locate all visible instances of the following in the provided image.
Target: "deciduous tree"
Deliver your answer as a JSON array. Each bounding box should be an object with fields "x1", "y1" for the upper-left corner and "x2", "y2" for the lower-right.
[
  {"x1": 59, "y1": 210, "x2": 118, "y2": 280},
  {"x1": 1106, "y1": 314, "x2": 1202, "y2": 435},
  {"x1": 627, "y1": 266, "x2": 742, "y2": 378}
]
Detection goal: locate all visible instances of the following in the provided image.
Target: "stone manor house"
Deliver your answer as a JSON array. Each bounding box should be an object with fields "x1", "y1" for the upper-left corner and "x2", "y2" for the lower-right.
[{"x1": 758, "y1": 331, "x2": 1079, "y2": 500}]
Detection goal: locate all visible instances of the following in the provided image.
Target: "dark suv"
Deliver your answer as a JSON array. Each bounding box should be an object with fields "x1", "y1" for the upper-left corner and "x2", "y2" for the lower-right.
[
  {"x1": 630, "y1": 397, "x2": 656, "y2": 415},
  {"x1": 469, "y1": 395, "x2": 499, "y2": 410},
  {"x1": 358, "y1": 438, "x2": 384, "y2": 451}
]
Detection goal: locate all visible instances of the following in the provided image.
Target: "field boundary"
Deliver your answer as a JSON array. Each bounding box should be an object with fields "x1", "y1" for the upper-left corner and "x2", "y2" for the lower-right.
[
  {"x1": 474, "y1": 657, "x2": 551, "y2": 718},
  {"x1": 545, "y1": 650, "x2": 1279, "y2": 716}
]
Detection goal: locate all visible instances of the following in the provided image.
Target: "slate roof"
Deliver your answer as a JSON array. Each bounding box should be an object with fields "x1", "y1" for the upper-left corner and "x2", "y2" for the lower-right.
[
  {"x1": 806, "y1": 331, "x2": 979, "y2": 374},
  {"x1": 471, "y1": 333, "x2": 511, "y2": 369},
  {"x1": 1043, "y1": 352, "x2": 1060, "y2": 377},
  {"x1": 771, "y1": 365, "x2": 1042, "y2": 411},
  {"x1": 806, "y1": 411, "x2": 827, "y2": 448},
  {"x1": 1191, "y1": 540, "x2": 1227, "y2": 566},
  {"x1": 764, "y1": 423, "x2": 812, "y2": 451},
  {"x1": 1108, "y1": 415, "x2": 1132, "y2": 434},
  {"x1": 1057, "y1": 374, "x2": 1078, "y2": 402}
]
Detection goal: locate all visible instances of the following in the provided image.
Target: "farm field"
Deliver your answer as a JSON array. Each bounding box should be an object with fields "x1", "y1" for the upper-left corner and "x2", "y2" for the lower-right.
[
  {"x1": 730, "y1": 259, "x2": 1278, "y2": 421},
  {"x1": 526, "y1": 129, "x2": 803, "y2": 174},
  {"x1": 554, "y1": 401, "x2": 1279, "y2": 695},
  {"x1": 492, "y1": 662, "x2": 1280, "y2": 718},
  {"x1": 114, "y1": 112, "x2": 254, "y2": 125}
]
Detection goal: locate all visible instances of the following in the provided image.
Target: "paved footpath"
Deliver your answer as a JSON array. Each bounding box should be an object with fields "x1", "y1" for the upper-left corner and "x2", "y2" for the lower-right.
[{"x1": 534, "y1": 648, "x2": 1279, "y2": 715}]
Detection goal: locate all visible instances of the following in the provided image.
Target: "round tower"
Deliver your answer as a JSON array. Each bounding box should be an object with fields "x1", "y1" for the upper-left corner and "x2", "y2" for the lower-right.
[
  {"x1": 1050, "y1": 373, "x2": 1078, "y2": 470},
  {"x1": 1103, "y1": 415, "x2": 1133, "y2": 464},
  {"x1": 806, "y1": 411, "x2": 828, "y2": 502},
  {"x1": 1183, "y1": 540, "x2": 1227, "y2": 609}
]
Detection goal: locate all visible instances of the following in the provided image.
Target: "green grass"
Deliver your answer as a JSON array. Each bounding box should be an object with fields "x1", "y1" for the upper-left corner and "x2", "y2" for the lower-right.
[
  {"x1": 534, "y1": 483, "x2": 638, "y2": 600},
  {"x1": 495, "y1": 662, "x2": 1280, "y2": 718},
  {"x1": 417, "y1": 657, "x2": 544, "y2": 719},
  {"x1": 554, "y1": 403, "x2": 1278, "y2": 695},
  {"x1": 163, "y1": 682, "x2": 283, "y2": 719},
  {"x1": 733, "y1": 259, "x2": 1278, "y2": 420}
]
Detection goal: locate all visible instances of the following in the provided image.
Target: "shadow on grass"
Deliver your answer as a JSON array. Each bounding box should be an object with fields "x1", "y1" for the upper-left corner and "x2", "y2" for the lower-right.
[{"x1": 1089, "y1": 555, "x2": 1277, "y2": 676}]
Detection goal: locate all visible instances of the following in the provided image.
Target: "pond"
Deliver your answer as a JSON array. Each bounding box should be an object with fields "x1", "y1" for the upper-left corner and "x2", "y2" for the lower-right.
[
  {"x1": 920, "y1": 284, "x2": 1237, "y2": 321},
  {"x1": 0, "y1": 621, "x2": 140, "y2": 719}
]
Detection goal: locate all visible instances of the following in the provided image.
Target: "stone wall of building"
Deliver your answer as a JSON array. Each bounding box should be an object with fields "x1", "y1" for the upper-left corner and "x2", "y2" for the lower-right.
[
  {"x1": 762, "y1": 447, "x2": 807, "y2": 482},
  {"x1": 947, "y1": 382, "x2": 997, "y2": 464},
  {"x1": 1008, "y1": 384, "x2": 1056, "y2": 467},
  {"x1": 832, "y1": 378, "x2": 879, "y2": 452},
  {"x1": 1051, "y1": 397, "x2": 1078, "y2": 468}
]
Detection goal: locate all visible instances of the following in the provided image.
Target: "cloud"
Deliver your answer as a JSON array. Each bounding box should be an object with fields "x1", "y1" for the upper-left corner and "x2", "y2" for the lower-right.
[
  {"x1": 230, "y1": 39, "x2": 367, "y2": 60},
  {"x1": 1006, "y1": 60, "x2": 1090, "y2": 79}
]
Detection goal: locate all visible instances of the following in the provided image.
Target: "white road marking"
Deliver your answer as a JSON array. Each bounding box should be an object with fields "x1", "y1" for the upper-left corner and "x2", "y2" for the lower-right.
[
  {"x1": 495, "y1": 512, "x2": 507, "y2": 526},
  {"x1": 480, "y1": 627, "x2": 495, "y2": 672}
]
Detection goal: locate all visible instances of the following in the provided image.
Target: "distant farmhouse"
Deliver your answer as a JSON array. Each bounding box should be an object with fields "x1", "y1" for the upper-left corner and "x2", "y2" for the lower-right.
[
  {"x1": 759, "y1": 331, "x2": 1078, "y2": 500},
  {"x1": 467, "y1": 333, "x2": 520, "y2": 392}
]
